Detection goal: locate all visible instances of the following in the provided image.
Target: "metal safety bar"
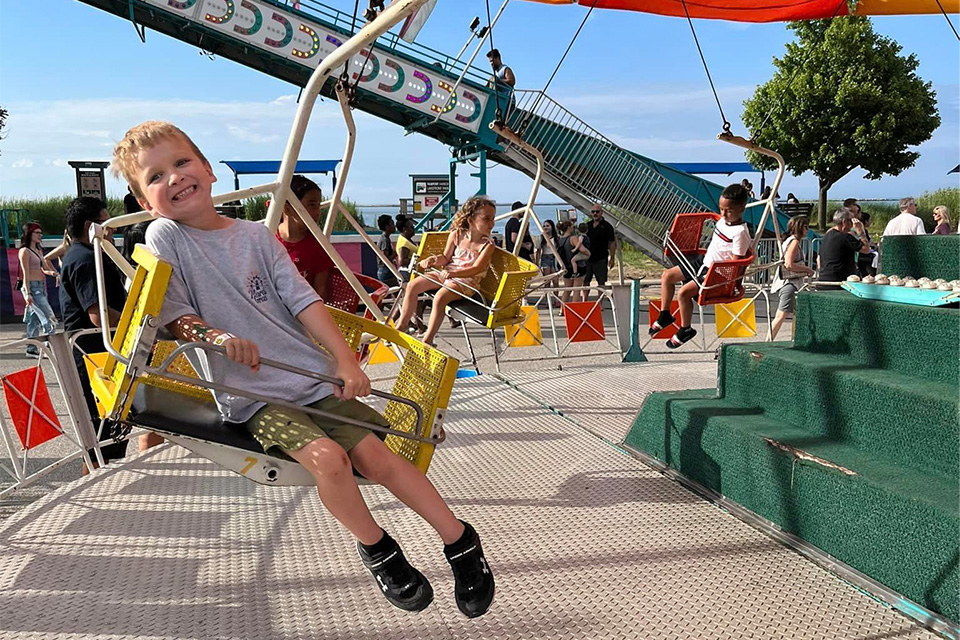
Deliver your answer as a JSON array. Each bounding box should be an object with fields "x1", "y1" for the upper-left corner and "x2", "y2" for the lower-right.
[{"x1": 146, "y1": 342, "x2": 438, "y2": 445}]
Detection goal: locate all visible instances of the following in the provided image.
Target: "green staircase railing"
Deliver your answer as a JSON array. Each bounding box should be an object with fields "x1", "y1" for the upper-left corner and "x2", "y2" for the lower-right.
[{"x1": 495, "y1": 90, "x2": 715, "y2": 258}]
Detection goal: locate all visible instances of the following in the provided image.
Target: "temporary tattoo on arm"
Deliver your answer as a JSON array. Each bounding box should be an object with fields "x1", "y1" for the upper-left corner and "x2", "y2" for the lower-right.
[{"x1": 170, "y1": 315, "x2": 220, "y2": 343}]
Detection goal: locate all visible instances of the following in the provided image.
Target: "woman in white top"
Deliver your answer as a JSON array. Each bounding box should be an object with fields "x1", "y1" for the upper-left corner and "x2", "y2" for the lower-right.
[
  {"x1": 770, "y1": 216, "x2": 815, "y2": 340},
  {"x1": 18, "y1": 223, "x2": 59, "y2": 356}
]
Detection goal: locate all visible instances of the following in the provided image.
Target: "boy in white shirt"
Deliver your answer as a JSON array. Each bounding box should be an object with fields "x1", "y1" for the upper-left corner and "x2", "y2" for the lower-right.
[
  {"x1": 652, "y1": 184, "x2": 751, "y2": 349},
  {"x1": 112, "y1": 121, "x2": 494, "y2": 618},
  {"x1": 882, "y1": 197, "x2": 926, "y2": 236}
]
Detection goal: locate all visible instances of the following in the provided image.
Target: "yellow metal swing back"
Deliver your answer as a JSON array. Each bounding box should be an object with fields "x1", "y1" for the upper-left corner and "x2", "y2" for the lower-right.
[
  {"x1": 415, "y1": 231, "x2": 540, "y2": 328},
  {"x1": 88, "y1": 245, "x2": 458, "y2": 474}
]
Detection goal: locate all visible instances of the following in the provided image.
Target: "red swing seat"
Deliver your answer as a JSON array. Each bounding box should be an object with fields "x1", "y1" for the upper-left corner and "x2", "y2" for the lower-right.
[
  {"x1": 697, "y1": 252, "x2": 754, "y2": 306},
  {"x1": 665, "y1": 213, "x2": 754, "y2": 306},
  {"x1": 664, "y1": 212, "x2": 719, "y2": 259},
  {"x1": 325, "y1": 270, "x2": 390, "y2": 315}
]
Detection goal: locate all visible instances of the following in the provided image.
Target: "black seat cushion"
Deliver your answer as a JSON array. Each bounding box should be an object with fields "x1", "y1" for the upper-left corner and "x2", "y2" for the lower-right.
[
  {"x1": 447, "y1": 294, "x2": 491, "y2": 326},
  {"x1": 131, "y1": 384, "x2": 265, "y2": 454}
]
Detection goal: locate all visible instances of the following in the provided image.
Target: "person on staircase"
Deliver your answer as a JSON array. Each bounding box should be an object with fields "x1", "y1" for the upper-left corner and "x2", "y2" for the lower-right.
[{"x1": 486, "y1": 48, "x2": 516, "y2": 122}]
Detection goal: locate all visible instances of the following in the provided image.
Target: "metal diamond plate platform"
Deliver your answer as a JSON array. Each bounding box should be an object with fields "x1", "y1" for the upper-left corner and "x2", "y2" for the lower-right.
[
  {"x1": 0, "y1": 374, "x2": 942, "y2": 640},
  {"x1": 496, "y1": 358, "x2": 719, "y2": 443}
]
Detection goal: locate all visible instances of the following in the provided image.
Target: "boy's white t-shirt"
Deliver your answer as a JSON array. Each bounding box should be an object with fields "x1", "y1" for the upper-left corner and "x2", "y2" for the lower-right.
[
  {"x1": 704, "y1": 219, "x2": 751, "y2": 266},
  {"x1": 145, "y1": 217, "x2": 335, "y2": 423}
]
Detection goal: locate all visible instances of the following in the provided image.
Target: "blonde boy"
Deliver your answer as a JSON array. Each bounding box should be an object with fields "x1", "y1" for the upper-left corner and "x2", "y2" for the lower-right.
[{"x1": 112, "y1": 121, "x2": 494, "y2": 617}]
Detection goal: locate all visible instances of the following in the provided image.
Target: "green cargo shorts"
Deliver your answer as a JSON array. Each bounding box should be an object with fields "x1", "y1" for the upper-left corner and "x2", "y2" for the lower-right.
[{"x1": 242, "y1": 395, "x2": 388, "y2": 457}]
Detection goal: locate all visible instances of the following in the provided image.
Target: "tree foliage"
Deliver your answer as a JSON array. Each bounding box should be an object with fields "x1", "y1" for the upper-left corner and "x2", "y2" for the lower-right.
[{"x1": 742, "y1": 17, "x2": 940, "y2": 227}]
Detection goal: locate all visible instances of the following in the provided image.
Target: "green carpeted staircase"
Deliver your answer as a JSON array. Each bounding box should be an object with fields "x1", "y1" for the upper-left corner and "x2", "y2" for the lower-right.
[{"x1": 626, "y1": 289, "x2": 959, "y2": 622}]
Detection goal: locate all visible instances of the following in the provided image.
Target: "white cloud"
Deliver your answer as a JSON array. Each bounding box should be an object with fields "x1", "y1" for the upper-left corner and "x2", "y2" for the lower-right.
[
  {"x1": 12, "y1": 159, "x2": 33, "y2": 168},
  {"x1": 271, "y1": 94, "x2": 298, "y2": 106},
  {"x1": 226, "y1": 124, "x2": 281, "y2": 144}
]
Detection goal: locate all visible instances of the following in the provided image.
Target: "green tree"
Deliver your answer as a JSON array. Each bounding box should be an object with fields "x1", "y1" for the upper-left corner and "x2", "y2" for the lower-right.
[{"x1": 742, "y1": 17, "x2": 940, "y2": 228}]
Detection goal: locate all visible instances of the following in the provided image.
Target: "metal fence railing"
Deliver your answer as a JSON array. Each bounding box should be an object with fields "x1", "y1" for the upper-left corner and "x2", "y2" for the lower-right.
[{"x1": 503, "y1": 90, "x2": 704, "y2": 251}]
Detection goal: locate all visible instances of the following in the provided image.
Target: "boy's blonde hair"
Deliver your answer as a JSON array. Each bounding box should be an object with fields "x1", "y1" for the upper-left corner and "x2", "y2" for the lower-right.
[
  {"x1": 112, "y1": 121, "x2": 210, "y2": 200},
  {"x1": 451, "y1": 196, "x2": 496, "y2": 231}
]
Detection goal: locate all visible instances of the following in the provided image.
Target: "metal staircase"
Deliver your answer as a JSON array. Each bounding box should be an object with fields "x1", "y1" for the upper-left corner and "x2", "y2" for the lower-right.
[{"x1": 494, "y1": 91, "x2": 720, "y2": 262}]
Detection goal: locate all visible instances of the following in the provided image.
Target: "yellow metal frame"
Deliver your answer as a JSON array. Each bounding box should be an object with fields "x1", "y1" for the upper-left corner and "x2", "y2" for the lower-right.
[
  {"x1": 89, "y1": 246, "x2": 457, "y2": 475},
  {"x1": 414, "y1": 231, "x2": 540, "y2": 329},
  {"x1": 89, "y1": 244, "x2": 171, "y2": 420}
]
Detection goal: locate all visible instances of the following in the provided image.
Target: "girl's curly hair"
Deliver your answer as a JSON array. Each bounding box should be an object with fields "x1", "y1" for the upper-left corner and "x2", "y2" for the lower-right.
[{"x1": 451, "y1": 196, "x2": 496, "y2": 231}]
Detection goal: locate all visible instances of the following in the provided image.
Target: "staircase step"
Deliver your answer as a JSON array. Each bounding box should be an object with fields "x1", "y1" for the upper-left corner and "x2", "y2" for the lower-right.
[
  {"x1": 720, "y1": 343, "x2": 959, "y2": 479},
  {"x1": 793, "y1": 291, "x2": 959, "y2": 385},
  {"x1": 626, "y1": 390, "x2": 959, "y2": 621}
]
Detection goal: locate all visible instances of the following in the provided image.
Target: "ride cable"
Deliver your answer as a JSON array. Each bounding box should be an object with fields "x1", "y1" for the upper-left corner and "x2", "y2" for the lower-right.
[
  {"x1": 484, "y1": 0, "x2": 505, "y2": 122},
  {"x1": 679, "y1": 0, "x2": 730, "y2": 133},
  {"x1": 935, "y1": 0, "x2": 960, "y2": 41},
  {"x1": 519, "y1": 0, "x2": 598, "y2": 136}
]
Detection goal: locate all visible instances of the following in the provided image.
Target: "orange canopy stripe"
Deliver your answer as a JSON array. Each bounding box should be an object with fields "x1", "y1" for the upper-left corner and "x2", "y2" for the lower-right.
[{"x1": 521, "y1": 0, "x2": 957, "y2": 21}]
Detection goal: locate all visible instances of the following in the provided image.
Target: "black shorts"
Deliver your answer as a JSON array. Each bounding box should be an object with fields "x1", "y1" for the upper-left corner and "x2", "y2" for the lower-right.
[
  {"x1": 583, "y1": 259, "x2": 609, "y2": 286},
  {"x1": 674, "y1": 254, "x2": 705, "y2": 285}
]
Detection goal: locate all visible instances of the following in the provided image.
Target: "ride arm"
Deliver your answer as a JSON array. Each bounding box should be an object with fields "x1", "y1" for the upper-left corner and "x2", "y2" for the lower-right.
[{"x1": 296, "y1": 301, "x2": 371, "y2": 400}]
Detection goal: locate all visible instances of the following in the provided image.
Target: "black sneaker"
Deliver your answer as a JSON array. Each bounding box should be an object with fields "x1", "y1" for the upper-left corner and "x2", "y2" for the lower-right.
[
  {"x1": 357, "y1": 531, "x2": 433, "y2": 613},
  {"x1": 444, "y1": 521, "x2": 494, "y2": 618}
]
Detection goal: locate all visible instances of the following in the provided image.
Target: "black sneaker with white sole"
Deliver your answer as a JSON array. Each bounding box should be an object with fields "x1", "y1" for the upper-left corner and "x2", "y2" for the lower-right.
[
  {"x1": 358, "y1": 531, "x2": 433, "y2": 612},
  {"x1": 444, "y1": 520, "x2": 494, "y2": 618}
]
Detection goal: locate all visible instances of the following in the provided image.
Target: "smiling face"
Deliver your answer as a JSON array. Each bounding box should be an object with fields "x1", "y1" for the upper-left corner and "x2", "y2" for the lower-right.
[{"x1": 135, "y1": 135, "x2": 217, "y2": 226}]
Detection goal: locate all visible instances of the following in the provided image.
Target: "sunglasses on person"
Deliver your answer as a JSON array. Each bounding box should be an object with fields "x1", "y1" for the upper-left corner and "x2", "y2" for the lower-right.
[{"x1": 590, "y1": 209, "x2": 601, "y2": 214}]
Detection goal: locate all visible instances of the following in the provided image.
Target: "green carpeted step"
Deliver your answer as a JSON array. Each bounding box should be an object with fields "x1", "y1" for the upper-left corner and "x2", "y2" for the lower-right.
[
  {"x1": 793, "y1": 291, "x2": 959, "y2": 386},
  {"x1": 881, "y1": 235, "x2": 960, "y2": 281},
  {"x1": 719, "y1": 343, "x2": 959, "y2": 479},
  {"x1": 627, "y1": 390, "x2": 959, "y2": 621}
]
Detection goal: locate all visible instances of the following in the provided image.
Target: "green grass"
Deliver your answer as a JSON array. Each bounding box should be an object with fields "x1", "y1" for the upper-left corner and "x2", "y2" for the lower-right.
[
  {"x1": 0, "y1": 195, "x2": 126, "y2": 236},
  {"x1": 242, "y1": 194, "x2": 366, "y2": 232},
  {"x1": 805, "y1": 188, "x2": 958, "y2": 232},
  {"x1": 619, "y1": 242, "x2": 662, "y2": 278}
]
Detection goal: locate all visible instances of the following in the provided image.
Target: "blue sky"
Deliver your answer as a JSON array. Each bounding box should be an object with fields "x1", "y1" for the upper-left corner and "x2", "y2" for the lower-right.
[{"x1": 1, "y1": 0, "x2": 957, "y2": 206}]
